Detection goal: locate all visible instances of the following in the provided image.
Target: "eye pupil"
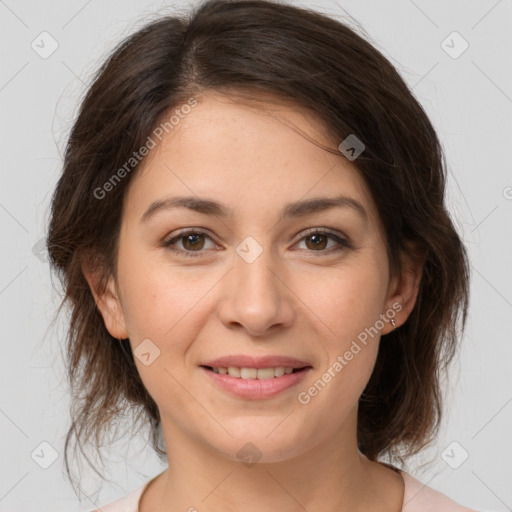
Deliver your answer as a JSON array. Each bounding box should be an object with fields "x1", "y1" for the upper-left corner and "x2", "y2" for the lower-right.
[
  {"x1": 166, "y1": 229, "x2": 347, "y2": 258},
  {"x1": 183, "y1": 233, "x2": 204, "y2": 250},
  {"x1": 306, "y1": 234, "x2": 327, "y2": 250}
]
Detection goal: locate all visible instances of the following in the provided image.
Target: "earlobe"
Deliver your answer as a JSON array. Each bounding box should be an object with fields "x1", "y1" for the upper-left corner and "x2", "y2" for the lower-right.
[
  {"x1": 81, "y1": 260, "x2": 129, "y2": 340},
  {"x1": 383, "y1": 244, "x2": 425, "y2": 334}
]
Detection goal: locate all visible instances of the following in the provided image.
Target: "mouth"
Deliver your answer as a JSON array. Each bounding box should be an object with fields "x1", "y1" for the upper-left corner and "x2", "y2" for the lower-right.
[
  {"x1": 200, "y1": 365, "x2": 310, "y2": 379},
  {"x1": 199, "y1": 363, "x2": 313, "y2": 399}
]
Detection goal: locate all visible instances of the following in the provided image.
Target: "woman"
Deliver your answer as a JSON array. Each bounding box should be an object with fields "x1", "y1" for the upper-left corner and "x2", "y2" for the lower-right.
[{"x1": 46, "y1": 0, "x2": 478, "y2": 510}]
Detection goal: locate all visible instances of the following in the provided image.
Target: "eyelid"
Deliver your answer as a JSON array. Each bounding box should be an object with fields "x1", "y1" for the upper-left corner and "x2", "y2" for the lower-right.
[
  {"x1": 292, "y1": 227, "x2": 352, "y2": 253},
  {"x1": 163, "y1": 227, "x2": 219, "y2": 255},
  {"x1": 163, "y1": 226, "x2": 352, "y2": 257},
  {"x1": 164, "y1": 227, "x2": 212, "y2": 241},
  {"x1": 294, "y1": 226, "x2": 349, "y2": 243}
]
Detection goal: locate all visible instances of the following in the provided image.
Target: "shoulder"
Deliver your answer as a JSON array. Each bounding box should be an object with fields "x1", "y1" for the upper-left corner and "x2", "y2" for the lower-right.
[
  {"x1": 87, "y1": 479, "x2": 149, "y2": 512},
  {"x1": 401, "y1": 471, "x2": 480, "y2": 512}
]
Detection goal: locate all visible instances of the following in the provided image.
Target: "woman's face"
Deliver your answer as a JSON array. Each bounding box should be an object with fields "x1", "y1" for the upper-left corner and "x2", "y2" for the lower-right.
[{"x1": 93, "y1": 92, "x2": 412, "y2": 464}]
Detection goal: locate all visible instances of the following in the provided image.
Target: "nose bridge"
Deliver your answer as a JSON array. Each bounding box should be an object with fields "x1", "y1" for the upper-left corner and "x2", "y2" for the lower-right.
[
  {"x1": 237, "y1": 240, "x2": 279, "y2": 298},
  {"x1": 218, "y1": 235, "x2": 294, "y2": 336}
]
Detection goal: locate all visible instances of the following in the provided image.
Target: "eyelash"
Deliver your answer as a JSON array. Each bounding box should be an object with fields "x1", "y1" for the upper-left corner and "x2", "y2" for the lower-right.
[{"x1": 162, "y1": 228, "x2": 352, "y2": 258}]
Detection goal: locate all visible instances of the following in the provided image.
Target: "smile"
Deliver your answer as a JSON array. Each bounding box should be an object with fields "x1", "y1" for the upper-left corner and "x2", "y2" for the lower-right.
[
  {"x1": 201, "y1": 365, "x2": 312, "y2": 399},
  {"x1": 207, "y1": 366, "x2": 299, "y2": 379}
]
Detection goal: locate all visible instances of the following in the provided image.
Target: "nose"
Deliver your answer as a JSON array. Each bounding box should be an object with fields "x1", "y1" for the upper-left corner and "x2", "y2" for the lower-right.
[{"x1": 216, "y1": 243, "x2": 296, "y2": 338}]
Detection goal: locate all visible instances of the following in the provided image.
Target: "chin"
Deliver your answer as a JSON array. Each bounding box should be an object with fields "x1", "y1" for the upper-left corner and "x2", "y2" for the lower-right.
[{"x1": 205, "y1": 424, "x2": 314, "y2": 465}]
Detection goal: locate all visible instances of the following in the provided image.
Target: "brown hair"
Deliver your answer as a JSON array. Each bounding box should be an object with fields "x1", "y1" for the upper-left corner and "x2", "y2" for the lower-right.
[{"x1": 46, "y1": 0, "x2": 469, "y2": 492}]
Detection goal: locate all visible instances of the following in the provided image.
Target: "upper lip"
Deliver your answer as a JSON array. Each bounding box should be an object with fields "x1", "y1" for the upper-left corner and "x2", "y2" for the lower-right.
[{"x1": 201, "y1": 355, "x2": 312, "y2": 369}]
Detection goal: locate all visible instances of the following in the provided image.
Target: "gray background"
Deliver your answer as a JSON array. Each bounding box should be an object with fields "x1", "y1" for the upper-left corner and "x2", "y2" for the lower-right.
[{"x1": 0, "y1": 0, "x2": 511, "y2": 510}]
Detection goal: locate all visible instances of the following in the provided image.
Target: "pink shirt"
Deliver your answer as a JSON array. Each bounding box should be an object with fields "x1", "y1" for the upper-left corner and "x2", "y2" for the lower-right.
[{"x1": 94, "y1": 471, "x2": 480, "y2": 511}]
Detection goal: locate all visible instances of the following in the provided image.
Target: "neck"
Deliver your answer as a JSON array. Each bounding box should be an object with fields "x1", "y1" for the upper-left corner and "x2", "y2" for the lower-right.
[{"x1": 140, "y1": 412, "x2": 404, "y2": 512}]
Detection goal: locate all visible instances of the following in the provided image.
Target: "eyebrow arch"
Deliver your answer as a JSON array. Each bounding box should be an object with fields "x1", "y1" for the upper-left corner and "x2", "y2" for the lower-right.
[{"x1": 140, "y1": 195, "x2": 368, "y2": 223}]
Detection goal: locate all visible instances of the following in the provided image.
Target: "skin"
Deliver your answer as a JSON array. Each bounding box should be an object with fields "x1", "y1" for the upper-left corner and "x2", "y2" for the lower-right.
[{"x1": 85, "y1": 91, "x2": 423, "y2": 512}]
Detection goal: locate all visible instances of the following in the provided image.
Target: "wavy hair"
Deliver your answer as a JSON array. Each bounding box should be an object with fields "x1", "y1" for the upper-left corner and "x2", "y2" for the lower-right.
[{"x1": 46, "y1": 0, "x2": 470, "y2": 493}]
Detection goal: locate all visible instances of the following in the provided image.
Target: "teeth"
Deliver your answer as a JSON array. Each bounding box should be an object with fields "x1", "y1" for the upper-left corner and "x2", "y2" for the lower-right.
[
  {"x1": 240, "y1": 367, "x2": 258, "y2": 379},
  {"x1": 254, "y1": 368, "x2": 274, "y2": 380},
  {"x1": 211, "y1": 366, "x2": 299, "y2": 379},
  {"x1": 274, "y1": 367, "x2": 285, "y2": 377},
  {"x1": 228, "y1": 366, "x2": 240, "y2": 378}
]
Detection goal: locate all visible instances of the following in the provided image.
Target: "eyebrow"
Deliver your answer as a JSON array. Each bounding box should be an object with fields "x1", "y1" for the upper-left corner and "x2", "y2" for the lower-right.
[{"x1": 140, "y1": 194, "x2": 368, "y2": 223}]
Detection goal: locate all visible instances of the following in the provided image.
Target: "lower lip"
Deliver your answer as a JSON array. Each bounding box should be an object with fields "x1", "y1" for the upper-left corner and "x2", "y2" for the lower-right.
[{"x1": 201, "y1": 366, "x2": 311, "y2": 399}]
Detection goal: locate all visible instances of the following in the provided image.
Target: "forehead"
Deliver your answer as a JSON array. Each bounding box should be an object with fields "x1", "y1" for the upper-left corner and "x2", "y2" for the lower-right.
[{"x1": 122, "y1": 92, "x2": 379, "y2": 226}]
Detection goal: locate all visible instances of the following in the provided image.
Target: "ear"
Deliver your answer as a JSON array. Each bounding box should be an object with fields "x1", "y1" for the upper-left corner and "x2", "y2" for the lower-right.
[
  {"x1": 381, "y1": 242, "x2": 425, "y2": 335},
  {"x1": 81, "y1": 256, "x2": 129, "y2": 340}
]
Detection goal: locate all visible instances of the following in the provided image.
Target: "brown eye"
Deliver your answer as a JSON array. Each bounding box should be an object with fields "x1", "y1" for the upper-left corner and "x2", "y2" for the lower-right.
[
  {"x1": 304, "y1": 233, "x2": 329, "y2": 251},
  {"x1": 163, "y1": 230, "x2": 217, "y2": 257},
  {"x1": 295, "y1": 229, "x2": 351, "y2": 255},
  {"x1": 181, "y1": 233, "x2": 206, "y2": 251}
]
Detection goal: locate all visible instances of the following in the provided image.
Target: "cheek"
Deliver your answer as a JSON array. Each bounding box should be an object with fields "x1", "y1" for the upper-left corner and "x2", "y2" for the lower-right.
[
  {"x1": 294, "y1": 259, "x2": 386, "y2": 406},
  {"x1": 117, "y1": 245, "x2": 214, "y2": 342},
  {"x1": 117, "y1": 257, "x2": 211, "y2": 408},
  {"x1": 117, "y1": 251, "x2": 223, "y2": 406},
  {"x1": 302, "y1": 258, "x2": 387, "y2": 345}
]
